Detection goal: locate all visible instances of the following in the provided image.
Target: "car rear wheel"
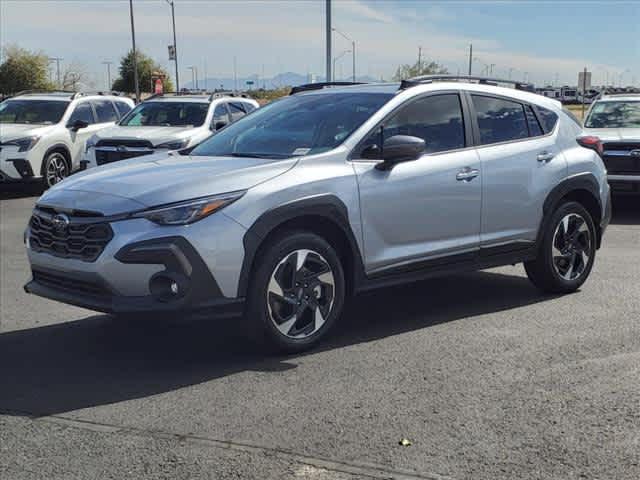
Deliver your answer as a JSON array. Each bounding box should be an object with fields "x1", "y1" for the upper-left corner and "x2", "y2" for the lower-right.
[
  {"x1": 525, "y1": 201, "x2": 596, "y2": 293},
  {"x1": 245, "y1": 231, "x2": 345, "y2": 353},
  {"x1": 43, "y1": 151, "x2": 69, "y2": 188}
]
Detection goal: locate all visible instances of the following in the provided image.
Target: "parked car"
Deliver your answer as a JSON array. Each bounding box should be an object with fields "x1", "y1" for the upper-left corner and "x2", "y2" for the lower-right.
[
  {"x1": 0, "y1": 91, "x2": 134, "y2": 188},
  {"x1": 583, "y1": 92, "x2": 640, "y2": 194},
  {"x1": 24, "y1": 77, "x2": 610, "y2": 352},
  {"x1": 81, "y1": 93, "x2": 259, "y2": 169}
]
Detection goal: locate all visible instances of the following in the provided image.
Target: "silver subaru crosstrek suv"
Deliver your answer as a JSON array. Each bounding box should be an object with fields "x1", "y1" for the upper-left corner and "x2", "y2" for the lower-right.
[{"x1": 24, "y1": 77, "x2": 611, "y2": 352}]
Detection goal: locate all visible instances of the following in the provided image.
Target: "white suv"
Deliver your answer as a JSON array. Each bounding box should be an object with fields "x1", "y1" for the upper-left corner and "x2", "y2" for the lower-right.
[
  {"x1": 0, "y1": 91, "x2": 134, "y2": 188},
  {"x1": 82, "y1": 93, "x2": 259, "y2": 169}
]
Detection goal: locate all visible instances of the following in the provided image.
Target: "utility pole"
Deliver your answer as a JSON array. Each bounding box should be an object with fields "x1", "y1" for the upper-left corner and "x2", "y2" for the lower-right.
[
  {"x1": 418, "y1": 46, "x2": 422, "y2": 71},
  {"x1": 129, "y1": 0, "x2": 140, "y2": 102},
  {"x1": 468, "y1": 44, "x2": 472, "y2": 75},
  {"x1": 233, "y1": 56, "x2": 238, "y2": 92},
  {"x1": 333, "y1": 50, "x2": 351, "y2": 82},
  {"x1": 48, "y1": 57, "x2": 63, "y2": 88},
  {"x1": 102, "y1": 61, "x2": 113, "y2": 90},
  {"x1": 165, "y1": 0, "x2": 179, "y2": 92},
  {"x1": 582, "y1": 66, "x2": 587, "y2": 118},
  {"x1": 325, "y1": 0, "x2": 332, "y2": 82}
]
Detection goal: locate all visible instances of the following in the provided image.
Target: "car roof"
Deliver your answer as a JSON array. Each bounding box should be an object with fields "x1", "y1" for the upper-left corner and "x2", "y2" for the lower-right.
[
  {"x1": 299, "y1": 81, "x2": 563, "y2": 110},
  {"x1": 143, "y1": 95, "x2": 255, "y2": 104},
  {"x1": 9, "y1": 92, "x2": 131, "y2": 102}
]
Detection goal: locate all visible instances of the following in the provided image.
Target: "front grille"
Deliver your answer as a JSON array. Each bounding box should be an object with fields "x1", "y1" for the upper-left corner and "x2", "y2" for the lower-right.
[
  {"x1": 602, "y1": 142, "x2": 640, "y2": 175},
  {"x1": 32, "y1": 269, "x2": 110, "y2": 298},
  {"x1": 29, "y1": 210, "x2": 113, "y2": 262},
  {"x1": 95, "y1": 139, "x2": 155, "y2": 166}
]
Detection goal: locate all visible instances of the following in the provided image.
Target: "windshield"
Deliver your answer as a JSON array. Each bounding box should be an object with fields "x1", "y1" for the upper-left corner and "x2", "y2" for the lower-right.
[
  {"x1": 585, "y1": 101, "x2": 640, "y2": 128},
  {"x1": 190, "y1": 92, "x2": 393, "y2": 159},
  {"x1": 119, "y1": 101, "x2": 209, "y2": 127},
  {"x1": 0, "y1": 99, "x2": 69, "y2": 125}
]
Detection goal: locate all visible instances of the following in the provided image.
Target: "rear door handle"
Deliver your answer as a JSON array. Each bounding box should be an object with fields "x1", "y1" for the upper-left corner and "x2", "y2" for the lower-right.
[
  {"x1": 456, "y1": 167, "x2": 480, "y2": 181},
  {"x1": 537, "y1": 151, "x2": 555, "y2": 163}
]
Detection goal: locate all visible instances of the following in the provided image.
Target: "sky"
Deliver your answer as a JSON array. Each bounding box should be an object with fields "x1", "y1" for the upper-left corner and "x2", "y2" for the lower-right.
[{"x1": 1, "y1": 0, "x2": 638, "y2": 89}]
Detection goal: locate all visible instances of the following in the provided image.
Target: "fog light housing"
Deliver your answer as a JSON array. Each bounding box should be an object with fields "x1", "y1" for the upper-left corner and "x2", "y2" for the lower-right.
[{"x1": 149, "y1": 272, "x2": 188, "y2": 302}]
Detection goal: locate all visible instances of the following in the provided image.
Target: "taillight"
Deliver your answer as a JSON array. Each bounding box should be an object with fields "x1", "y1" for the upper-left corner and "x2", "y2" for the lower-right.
[{"x1": 576, "y1": 135, "x2": 603, "y2": 157}]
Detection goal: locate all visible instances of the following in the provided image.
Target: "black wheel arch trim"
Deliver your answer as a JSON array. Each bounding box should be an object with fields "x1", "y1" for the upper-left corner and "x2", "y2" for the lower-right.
[
  {"x1": 237, "y1": 194, "x2": 365, "y2": 297},
  {"x1": 539, "y1": 173, "x2": 604, "y2": 247}
]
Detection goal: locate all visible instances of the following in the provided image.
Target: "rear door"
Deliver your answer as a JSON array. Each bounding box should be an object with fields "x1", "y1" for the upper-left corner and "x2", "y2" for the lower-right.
[
  {"x1": 468, "y1": 93, "x2": 567, "y2": 247},
  {"x1": 353, "y1": 92, "x2": 482, "y2": 274}
]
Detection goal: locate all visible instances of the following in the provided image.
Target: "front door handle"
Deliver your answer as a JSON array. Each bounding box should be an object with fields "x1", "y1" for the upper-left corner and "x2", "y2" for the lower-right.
[
  {"x1": 456, "y1": 167, "x2": 480, "y2": 181},
  {"x1": 537, "y1": 151, "x2": 555, "y2": 163}
]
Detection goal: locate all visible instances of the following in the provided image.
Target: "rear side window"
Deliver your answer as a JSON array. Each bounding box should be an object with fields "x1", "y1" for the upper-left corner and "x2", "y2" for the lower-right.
[
  {"x1": 228, "y1": 102, "x2": 246, "y2": 122},
  {"x1": 472, "y1": 95, "x2": 528, "y2": 145},
  {"x1": 243, "y1": 102, "x2": 257, "y2": 113},
  {"x1": 212, "y1": 103, "x2": 230, "y2": 128},
  {"x1": 114, "y1": 101, "x2": 133, "y2": 117},
  {"x1": 537, "y1": 106, "x2": 559, "y2": 133},
  {"x1": 526, "y1": 106, "x2": 544, "y2": 137},
  {"x1": 92, "y1": 100, "x2": 119, "y2": 123},
  {"x1": 68, "y1": 102, "x2": 95, "y2": 125}
]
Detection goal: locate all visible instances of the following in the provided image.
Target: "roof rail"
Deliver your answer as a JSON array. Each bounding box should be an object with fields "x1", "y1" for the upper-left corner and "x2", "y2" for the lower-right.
[
  {"x1": 289, "y1": 81, "x2": 366, "y2": 95},
  {"x1": 399, "y1": 75, "x2": 534, "y2": 92}
]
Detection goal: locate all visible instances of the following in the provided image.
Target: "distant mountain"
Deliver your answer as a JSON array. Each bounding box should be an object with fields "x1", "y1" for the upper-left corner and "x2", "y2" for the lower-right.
[{"x1": 184, "y1": 72, "x2": 379, "y2": 90}]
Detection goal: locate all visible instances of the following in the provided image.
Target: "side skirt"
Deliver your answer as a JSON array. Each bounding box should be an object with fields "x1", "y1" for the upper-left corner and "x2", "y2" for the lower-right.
[{"x1": 355, "y1": 242, "x2": 537, "y2": 293}]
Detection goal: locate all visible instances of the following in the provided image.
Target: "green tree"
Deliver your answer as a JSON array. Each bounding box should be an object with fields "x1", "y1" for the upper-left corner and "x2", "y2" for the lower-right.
[
  {"x1": 0, "y1": 45, "x2": 55, "y2": 95},
  {"x1": 112, "y1": 49, "x2": 174, "y2": 94},
  {"x1": 392, "y1": 59, "x2": 448, "y2": 81}
]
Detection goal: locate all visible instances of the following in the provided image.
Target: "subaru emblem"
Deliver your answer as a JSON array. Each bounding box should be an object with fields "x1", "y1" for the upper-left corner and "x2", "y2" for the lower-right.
[{"x1": 51, "y1": 213, "x2": 70, "y2": 232}]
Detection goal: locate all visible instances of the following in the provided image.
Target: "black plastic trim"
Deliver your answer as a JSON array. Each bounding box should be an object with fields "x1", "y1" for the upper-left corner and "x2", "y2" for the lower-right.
[
  {"x1": 238, "y1": 195, "x2": 365, "y2": 297},
  {"x1": 8, "y1": 159, "x2": 35, "y2": 178}
]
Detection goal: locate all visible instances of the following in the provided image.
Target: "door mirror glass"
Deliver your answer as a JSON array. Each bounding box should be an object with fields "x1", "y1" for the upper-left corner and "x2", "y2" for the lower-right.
[{"x1": 376, "y1": 135, "x2": 425, "y2": 170}]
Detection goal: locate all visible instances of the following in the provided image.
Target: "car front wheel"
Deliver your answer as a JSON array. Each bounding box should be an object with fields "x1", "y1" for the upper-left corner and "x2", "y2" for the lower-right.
[
  {"x1": 246, "y1": 231, "x2": 346, "y2": 353},
  {"x1": 43, "y1": 151, "x2": 69, "y2": 188}
]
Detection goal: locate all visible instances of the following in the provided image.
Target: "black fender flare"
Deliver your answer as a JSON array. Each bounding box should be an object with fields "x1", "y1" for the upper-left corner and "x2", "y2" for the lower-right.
[{"x1": 236, "y1": 194, "x2": 365, "y2": 297}]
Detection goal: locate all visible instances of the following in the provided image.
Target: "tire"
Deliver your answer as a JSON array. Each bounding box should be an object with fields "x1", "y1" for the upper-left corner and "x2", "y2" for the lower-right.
[
  {"x1": 525, "y1": 201, "x2": 597, "y2": 294},
  {"x1": 245, "y1": 231, "x2": 346, "y2": 354},
  {"x1": 42, "y1": 151, "x2": 70, "y2": 189}
]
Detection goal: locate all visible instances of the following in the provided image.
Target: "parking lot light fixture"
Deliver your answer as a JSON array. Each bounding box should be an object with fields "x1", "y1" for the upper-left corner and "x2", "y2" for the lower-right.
[
  {"x1": 332, "y1": 27, "x2": 356, "y2": 82},
  {"x1": 332, "y1": 50, "x2": 351, "y2": 81}
]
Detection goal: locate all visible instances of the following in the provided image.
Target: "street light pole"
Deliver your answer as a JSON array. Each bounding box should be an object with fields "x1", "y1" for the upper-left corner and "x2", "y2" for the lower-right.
[
  {"x1": 48, "y1": 57, "x2": 62, "y2": 89},
  {"x1": 102, "y1": 61, "x2": 113, "y2": 90},
  {"x1": 165, "y1": 0, "x2": 179, "y2": 92},
  {"x1": 332, "y1": 50, "x2": 351, "y2": 81},
  {"x1": 332, "y1": 27, "x2": 356, "y2": 82},
  {"x1": 325, "y1": 0, "x2": 332, "y2": 82},
  {"x1": 188, "y1": 66, "x2": 198, "y2": 90},
  {"x1": 129, "y1": 0, "x2": 140, "y2": 102}
]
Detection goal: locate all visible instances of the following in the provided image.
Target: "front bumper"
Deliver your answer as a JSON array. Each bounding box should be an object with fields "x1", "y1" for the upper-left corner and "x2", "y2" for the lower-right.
[
  {"x1": 24, "y1": 214, "x2": 247, "y2": 317},
  {"x1": 0, "y1": 146, "x2": 38, "y2": 181}
]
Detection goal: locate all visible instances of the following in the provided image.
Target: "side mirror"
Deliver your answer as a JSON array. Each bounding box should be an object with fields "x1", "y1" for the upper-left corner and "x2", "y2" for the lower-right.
[
  {"x1": 375, "y1": 135, "x2": 425, "y2": 170},
  {"x1": 69, "y1": 119, "x2": 89, "y2": 131},
  {"x1": 213, "y1": 121, "x2": 228, "y2": 131}
]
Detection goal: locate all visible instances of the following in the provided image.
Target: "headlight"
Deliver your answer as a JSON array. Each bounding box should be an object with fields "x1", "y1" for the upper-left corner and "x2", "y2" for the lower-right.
[
  {"x1": 156, "y1": 139, "x2": 189, "y2": 150},
  {"x1": 4, "y1": 136, "x2": 40, "y2": 152},
  {"x1": 132, "y1": 191, "x2": 245, "y2": 225},
  {"x1": 85, "y1": 135, "x2": 99, "y2": 153}
]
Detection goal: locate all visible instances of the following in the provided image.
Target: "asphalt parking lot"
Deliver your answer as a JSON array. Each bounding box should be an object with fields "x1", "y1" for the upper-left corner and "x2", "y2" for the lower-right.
[{"x1": 1, "y1": 184, "x2": 639, "y2": 480}]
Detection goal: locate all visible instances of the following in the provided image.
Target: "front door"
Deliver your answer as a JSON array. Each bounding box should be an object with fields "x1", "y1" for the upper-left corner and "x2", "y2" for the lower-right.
[{"x1": 352, "y1": 92, "x2": 482, "y2": 274}]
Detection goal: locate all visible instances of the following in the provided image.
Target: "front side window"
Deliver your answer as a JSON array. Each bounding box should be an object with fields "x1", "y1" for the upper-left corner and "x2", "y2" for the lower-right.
[
  {"x1": 584, "y1": 101, "x2": 640, "y2": 128},
  {"x1": 68, "y1": 102, "x2": 95, "y2": 125},
  {"x1": 191, "y1": 92, "x2": 392, "y2": 159},
  {"x1": 359, "y1": 94, "x2": 466, "y2": 156},
  {"x1": 0, "y1": 99, "x2": 69, "y2": 125},
  {"x1": 472, "y1": 95, "x2": 528, "y2": 145},
  {"x1": 92, "y1": 100, "x2": 119, "y2": 123},
  {"x1": 119, "y1": 102, "x2": 209, "y2": 127}
]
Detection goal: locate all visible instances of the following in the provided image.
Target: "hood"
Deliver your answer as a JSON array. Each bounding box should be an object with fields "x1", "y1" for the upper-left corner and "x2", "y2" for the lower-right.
[
  {"x1": 94, "y1": 125, "x2": 200, "y2": 147},
  {"x1": 40, "y1": 153, "x2": 298, "y2": 214},
  {"x1": 583, "y1": 128, "x2": 640, "y2": 143},
  {"x1": 0, "y1": 123, "x2": 56, "y2": 142}
]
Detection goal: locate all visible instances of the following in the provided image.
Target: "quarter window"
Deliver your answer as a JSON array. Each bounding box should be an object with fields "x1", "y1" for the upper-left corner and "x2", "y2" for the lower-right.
[
  {"x1": 526, "y1": 106, "x2": 544, "y2": 137},
  {"x1": 68, "y1": 102, "x2": 95, "y2": 125},
  {"x1": 92, "y1": 100, "x2": 119, "y2": 123},
  {"x1": 361, "y1": 94, "x2": 466, "y2": 156},
  {"x1": 228, "y1": 102, "x2": 247, "y2": 122},
  {"x1": 537, "y1": 106, "x2": 559, "y2": 133},
  {"x1": 472, "y1": 95, "x2": 528, "y2": 145}
]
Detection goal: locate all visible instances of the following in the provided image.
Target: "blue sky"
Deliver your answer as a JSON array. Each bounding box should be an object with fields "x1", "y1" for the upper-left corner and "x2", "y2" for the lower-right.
[{"x1": 1, "y1": 0, "x2": 638, "y2": 89}]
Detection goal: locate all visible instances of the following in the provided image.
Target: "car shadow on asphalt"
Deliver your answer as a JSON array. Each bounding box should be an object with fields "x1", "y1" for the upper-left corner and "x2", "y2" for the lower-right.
[
  {"x1": 0, "y1": 183, "x2": 44, "y2": 200},
  {"x1": 0, "y1": 270, "x2": 558, "y2": 418},
  {"x1": 610, "y1": 195, "x2": 640, "y2": 225}
]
